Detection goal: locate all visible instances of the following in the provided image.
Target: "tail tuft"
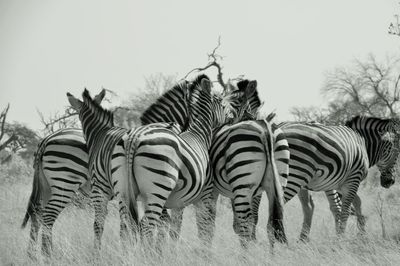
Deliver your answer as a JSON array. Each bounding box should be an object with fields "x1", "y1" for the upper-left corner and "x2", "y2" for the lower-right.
[{"x1": 21, "y1": 147, "x2": 43, "y2": 229}]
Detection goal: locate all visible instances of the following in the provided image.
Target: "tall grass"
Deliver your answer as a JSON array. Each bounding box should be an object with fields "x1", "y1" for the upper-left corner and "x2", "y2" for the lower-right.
[{"x1": 1, "y1": 169, "x2": 400, "y2": 265}]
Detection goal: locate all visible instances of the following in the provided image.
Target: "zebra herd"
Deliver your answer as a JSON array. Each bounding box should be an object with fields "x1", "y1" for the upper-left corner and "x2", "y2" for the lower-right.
[{"x1": 21, "y1": 74, "x2": 400, "y2": 257}]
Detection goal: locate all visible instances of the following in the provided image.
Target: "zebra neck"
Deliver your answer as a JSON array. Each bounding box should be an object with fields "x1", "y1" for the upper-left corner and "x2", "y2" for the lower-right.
[
  {"x1": 362, "y1": 136, "x2": 383, "y2": 166},
  {"x1": 83, "y1": 124, "x2": 111, "y2": 149},
  {"x1": 186, "y1": 123, "x2": 212, "y2": 149}
]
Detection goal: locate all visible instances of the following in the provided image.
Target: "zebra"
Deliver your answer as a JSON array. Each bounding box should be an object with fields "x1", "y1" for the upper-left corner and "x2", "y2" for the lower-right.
[
  {"x1": 21, "y1": 77, "x2": 253, "y2": 256},
  {"x1": 210, "y1": 119, "x2": 289, "y2": 247},
  {"x1": 66, "y1": 75, "x2": 250, "y2": 248},
  {"x1": 279, "y1": 117, "x2": 399, "y2": 240},
  {"x1": 164, "y1": 79, "x2": 274, "y2": 245},
  {"x1": 21, "y1": 128, "x2": 89, "y2": 257},
  {"x1": 21, "y1": 79, "x2": 194, "y2": 256},
  {"x1": 243, "y1": 117, "x2": 399, "y2": 241}
]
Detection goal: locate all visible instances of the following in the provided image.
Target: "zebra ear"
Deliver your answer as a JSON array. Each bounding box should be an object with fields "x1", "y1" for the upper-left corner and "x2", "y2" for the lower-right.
[
  {"x1": 245, "y1": 80, "x2": 257, "y2": 95},
  {"x1": 94, "y1": 89, "x2": 106, "y2": 105},
  {"x1": 200, "y1": 78, "x2": 211, "y2": 93},
  {"x1": 67, "y1": 92, "x2": 83, "y2": 111}
]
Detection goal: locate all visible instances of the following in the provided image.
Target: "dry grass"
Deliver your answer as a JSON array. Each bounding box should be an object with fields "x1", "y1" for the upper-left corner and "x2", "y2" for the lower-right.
[{"x1": 1, "y1": 172, "x2": 400, "y2": 265}]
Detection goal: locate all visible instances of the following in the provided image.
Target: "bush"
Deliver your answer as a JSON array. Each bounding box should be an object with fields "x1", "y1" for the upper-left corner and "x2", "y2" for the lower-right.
[{"x1": 0, "y1": 155, "x2": 33, "y2": 185}]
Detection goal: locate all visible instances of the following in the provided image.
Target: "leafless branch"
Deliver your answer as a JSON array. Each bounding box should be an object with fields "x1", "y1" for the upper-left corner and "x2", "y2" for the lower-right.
[
  {"x1": 37, "y1": 107, "x2": 79, "y2": 134},
  {"x1": 183, "y1": 36, "x2": 228, "y2": 91},
  {"x1": 389, "y1": 14, "x2": 400, "y2": 36},
  {"x1": 0, "y1": 134, "x2": 17, "y2": 151},
  {"x1": 0, "y1": 103, "x2": 10, "y2": 142}
]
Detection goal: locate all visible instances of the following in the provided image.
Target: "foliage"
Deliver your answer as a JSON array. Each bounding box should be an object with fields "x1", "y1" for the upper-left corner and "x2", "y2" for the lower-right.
[
  {"x1": 3, "y1": 122, "x2": 40, "y2": 161},
  {"x1": 0, "y1": 156, "x2": 33, "y2": 185}
]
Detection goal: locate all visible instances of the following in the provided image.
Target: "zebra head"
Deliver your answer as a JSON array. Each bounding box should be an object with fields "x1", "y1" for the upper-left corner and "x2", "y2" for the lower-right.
[
  {"x1": 377, "y1": 118, "x2": 400, "y2": 188},
  {"x1": 67, "y1": 89, "x2": 112, "y2": 146},
  {"x1": 225, "y1": 79, "x2": 262, "y2": 122},
  {"x1": 345, "y1": 116, "x2": 400, "y2": 188}
]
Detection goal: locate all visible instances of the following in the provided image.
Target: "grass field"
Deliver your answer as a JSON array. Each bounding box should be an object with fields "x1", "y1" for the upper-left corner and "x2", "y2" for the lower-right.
[{"x1": 1, "y1": 162, "x2": 400, "y2": 265}]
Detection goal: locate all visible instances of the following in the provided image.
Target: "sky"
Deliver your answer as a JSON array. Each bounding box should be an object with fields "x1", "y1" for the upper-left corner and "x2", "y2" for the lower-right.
[{"x1": 0, "y1": 0, "x2": 399, "y2": 132}]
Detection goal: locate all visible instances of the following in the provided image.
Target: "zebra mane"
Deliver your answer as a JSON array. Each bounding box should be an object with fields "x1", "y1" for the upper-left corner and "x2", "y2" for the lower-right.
[
  {"x1": 140, "y1": 79, "x2": 190, "y2": 128},
  {"x1": 82, "y1": 89, "x2": 114, "y2": 126},
  {"x1": 345, "y1": 116, "x2": 392, "y2": 132},
  {"x1": 140, "y1": 74, "x2": 211, "y2": 129},
  {"x1": 186, "y1": 74, "x2": 212, "y2": 129}
]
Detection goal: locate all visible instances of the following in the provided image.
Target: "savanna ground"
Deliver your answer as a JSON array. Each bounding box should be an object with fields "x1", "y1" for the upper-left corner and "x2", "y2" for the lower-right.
[{"x1": 1, "y1": 159, "x2": 400, "y2": 266}]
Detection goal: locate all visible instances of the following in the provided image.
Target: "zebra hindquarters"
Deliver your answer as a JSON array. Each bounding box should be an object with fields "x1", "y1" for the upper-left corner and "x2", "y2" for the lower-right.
[
  {"x1": 227, "y1": 147, "x2": 265, "y2": 248},
  {"x1": 132, "y1": 142, "x2": 180, "y2": 245}
]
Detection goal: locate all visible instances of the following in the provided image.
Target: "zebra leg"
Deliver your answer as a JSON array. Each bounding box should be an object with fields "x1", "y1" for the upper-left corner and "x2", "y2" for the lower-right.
[
  {"x1": 41, "y1": 204, "x2": 59, "y2": 257},
  {"x1": 325, "y1": 190, "x2": 341, "y2": 236},
  {"x1": 158, "y1": 208, "x2": 171, "y2": 242},
  {"x1": 352, "y1": 194, "x2": 366, "y2": 234},
  {"x1": 231, "y1": 199, "x2": 239, "y2": 236},
  {"x1": 232, "y1": 194, "x2": 260, "y2": 242},
  {"x1": 232, "y1": 193, "x2": 255, "y2": 248},
  {"x1": 41, "y1": 192, "x2": 77, "y2": 257},
  {"x1": 139, "y1": 193, "x2": 171, "y2": 245},
  {"x1": 169, "y1": 208, "x2": 184, "y2": 241},
  {"x1": 250, "y1": 194, "x2": 261, "y2": 241},
  {"x1": 297, "y1": 189, "x2": 315, "y2": 242},
  {"x1": 337, "y1": 179, "x2": 361, "y2": 234},
  {"x1": 194, "y1": 194, "x2": 218, "y2": 244},
  {"x1": 92, "y1": 194, "x2": 109, "y2": 250}
]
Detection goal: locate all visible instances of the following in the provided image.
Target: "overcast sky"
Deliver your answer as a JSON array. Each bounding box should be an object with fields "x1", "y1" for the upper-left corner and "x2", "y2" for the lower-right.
[{"x1": 0, "y1": 0, "x2": 399, "y2": 131}]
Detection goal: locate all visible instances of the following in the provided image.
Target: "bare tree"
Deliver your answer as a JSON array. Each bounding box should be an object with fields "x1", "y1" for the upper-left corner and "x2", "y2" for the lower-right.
[
  {"x1": 183, "y1": 37, "x2": 244, "y2": 93},
  {"x1": 323, "y1": 54, "x2": 400, "y2": 118},
  {"x1": 37, "y1": 107, "x2": 80, "y2": 136},
  {"x1": 389, "y1": 3, "x2": 400, "y2": 37},
  {"x1": 0, "y1": 104, "x2": 18, "y2": 152}
]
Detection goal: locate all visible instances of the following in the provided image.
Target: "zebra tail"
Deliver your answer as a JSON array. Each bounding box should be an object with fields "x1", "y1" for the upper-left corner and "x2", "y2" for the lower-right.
[
  {"x1": 21, "y1": 151, "x2": 42, "y2": 229},
  {"x1": 262, "y1": 119, "x2": 287, "y2": 244},
  {"x1": 123, "y1": 132, "x2": 139, "y2": 228}
]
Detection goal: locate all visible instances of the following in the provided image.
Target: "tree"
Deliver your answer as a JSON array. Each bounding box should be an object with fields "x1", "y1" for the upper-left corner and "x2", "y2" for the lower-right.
[
  {"x1": 389, "y1": 4, "x2": 400, "y2": 37},
  {"x1": 0, "y1": 104, "x2": 18, "y2": 153},
  {"x1": 290, "y1": 55, "x2": 400, "y2": 124},
  {"x1": 37, "y1": 106, "x2": 80, "y2": 136},
  {"x1": 290, "y1": 106, "x2": 329, "y2": 123},
  {"x1": 183, "y1": 36, "x2": 245, "y2": 94},
  {"x1": 4, "y1": 122, "x2": 39, "y2": 161},
  {"x1": 0, "y1": 104, "x2": 39, "y2": 163},
  {"x1": 323, "y1": 54, "x2": 400, "y2": 119}
]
